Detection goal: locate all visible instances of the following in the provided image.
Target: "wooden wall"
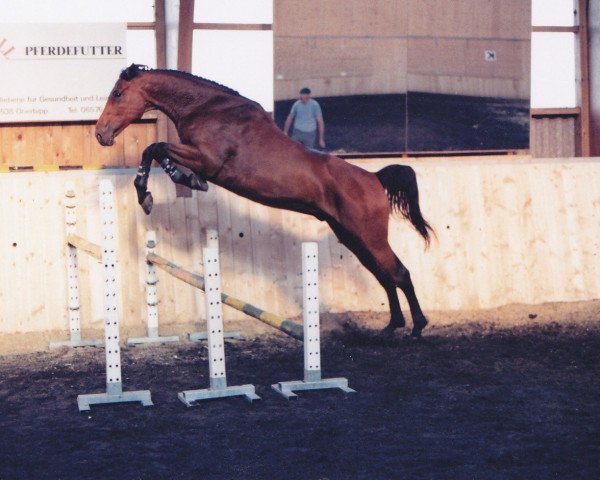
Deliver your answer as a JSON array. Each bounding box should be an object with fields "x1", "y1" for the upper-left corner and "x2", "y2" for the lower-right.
[
  {"x1": 590, "y1": 0, "x2": 600, "y2": 155},
  {"x1": 0, "y1": 156, "x2": 599, "y2": 352},
  {"x1": 405, "y1": 0, "x2": 530, "y2": 99},
  {"x1": 530, "y1": 116, "x2": 577, "y2": 157},
  {"x1": 0, "y1": 119, "x2": 158, "y2": 167},
  {"x1": 274, "y1": 0, "x2": 530, "y2": 100}
]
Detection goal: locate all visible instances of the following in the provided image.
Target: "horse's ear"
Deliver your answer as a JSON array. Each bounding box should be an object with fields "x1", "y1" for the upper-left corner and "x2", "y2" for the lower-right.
[{"x1": 120, "y1": 64, "x2": 149, "y2": 81}]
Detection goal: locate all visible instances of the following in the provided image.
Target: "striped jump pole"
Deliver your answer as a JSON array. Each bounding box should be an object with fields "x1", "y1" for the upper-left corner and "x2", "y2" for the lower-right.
[
  {"x1": 75, "y1": 180, "x2": 153, "y2": 412},
  {"x1": 272, "y1": 242, "x2": 355, "y2": 399},
  {"x1": 49, "y1": 182, "x2": 102, "y2": 349},
  {"x1": 146, "y1": 252, "x2": 304, "y2": 341}
]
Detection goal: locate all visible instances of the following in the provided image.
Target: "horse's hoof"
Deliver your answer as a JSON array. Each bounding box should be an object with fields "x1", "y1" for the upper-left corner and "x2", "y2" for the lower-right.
[
  {"x1": 141, "y1": 192, "x2": 154, "y2": 215},
  {"x1": 410, "y1": 318, "x2": 429, "y2": 338},
  {"x1": 381, "y1": 324, "x2": 402, "y2": 337},
  {"x1": 189, "y1": 174, "x2": 208, "y2": 192},
  {"x1": 381, "y1": 326, "x2": 395, "y2": 337}
]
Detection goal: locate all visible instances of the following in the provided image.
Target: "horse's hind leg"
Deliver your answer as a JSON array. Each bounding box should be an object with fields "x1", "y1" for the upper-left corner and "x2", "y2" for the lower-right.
[
  {"x1": 371, "y1": 248, "x2": 428, "y2": 337},
  {"x1": 328, "y1": 220, "x2": 428, "y2": 337},
  {"x1": 390, "y1": 256, "x2": 428, "y2": 337},
  {"x1": 381, "y1": 281, "x2": 405, "y2": 331}
]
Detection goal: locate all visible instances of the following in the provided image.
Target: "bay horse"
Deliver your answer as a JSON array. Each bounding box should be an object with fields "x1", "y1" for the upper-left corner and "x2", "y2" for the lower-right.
[{"x1": 95, "y1": 64, "x2": 433, "y2": 337}]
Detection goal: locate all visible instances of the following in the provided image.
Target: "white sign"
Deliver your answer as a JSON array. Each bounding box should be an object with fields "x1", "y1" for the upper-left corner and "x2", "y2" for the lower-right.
[
  {"x1": 0, "y1": 23, "x2": 126, "y2": 123},
  {"x1": 485, "y1": 50, "x2": 497, "y2": 62}
]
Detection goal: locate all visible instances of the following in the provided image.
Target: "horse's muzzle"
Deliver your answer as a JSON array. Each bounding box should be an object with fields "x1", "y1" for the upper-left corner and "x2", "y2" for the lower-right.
[{"x1": 95, "y1": 129, "x2": 115, "y2": 147}]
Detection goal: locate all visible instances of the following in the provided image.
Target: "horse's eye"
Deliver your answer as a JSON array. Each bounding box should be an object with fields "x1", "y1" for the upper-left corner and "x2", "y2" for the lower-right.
[{"x1": 113, "y1": 90, "x2": 122, "y2": 98}]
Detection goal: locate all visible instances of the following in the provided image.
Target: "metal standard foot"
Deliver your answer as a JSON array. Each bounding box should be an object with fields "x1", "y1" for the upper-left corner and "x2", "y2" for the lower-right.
[
  {"x1": 178, "y1": 384, "x2": 260, "y2": 407},
  {"x1": 272, "y1": 377, "x2": 356, "y2": 400},
  {"x1": 77, "y1": 390, "x2": 153, "y2": 412},
  {"x1": 49, "y1": 339, "x2": 103, "y2": 349},
  {"x1": 126, "y1": 335, "x2": 180, "y2": 346},
  {"x1": 188, "y1": 331, "x2": 242, "y2": 341}
]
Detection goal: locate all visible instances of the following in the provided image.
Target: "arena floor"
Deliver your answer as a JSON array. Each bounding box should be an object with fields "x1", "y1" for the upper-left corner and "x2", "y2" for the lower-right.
[{"x1": 0, "y1": 301, "x2": 598, "y2": 479}]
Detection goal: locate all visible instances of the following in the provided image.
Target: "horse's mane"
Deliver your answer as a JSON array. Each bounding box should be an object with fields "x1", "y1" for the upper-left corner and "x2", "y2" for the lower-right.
[{"x1": 120, "y1": 64, "x2": 241, "y2": 97}]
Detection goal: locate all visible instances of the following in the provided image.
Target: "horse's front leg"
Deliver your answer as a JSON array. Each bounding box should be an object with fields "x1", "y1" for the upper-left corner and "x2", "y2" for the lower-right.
[
  {"x1": 134, "y1": 144, "x2": 157, "y2": 214},
  {"x1": 135, "y1": 142, "x2": 210, "y2": 215}
]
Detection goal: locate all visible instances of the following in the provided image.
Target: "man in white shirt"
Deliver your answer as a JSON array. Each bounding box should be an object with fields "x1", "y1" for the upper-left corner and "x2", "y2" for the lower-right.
[{"x1": 283, "y1": 87, "x2": 326, "y2": 150}]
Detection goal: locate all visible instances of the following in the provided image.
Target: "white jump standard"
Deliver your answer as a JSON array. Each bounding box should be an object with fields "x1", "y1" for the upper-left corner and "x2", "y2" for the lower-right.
[
  {"x1": 49, "y1": 182, "x2": 102, "y2": 349},
  {"x1": 187, "y1": 228, "x2": 241, "y2": 342},
  {"x1": 178, "y1": 246, "x2": 260, "y2": 406},
  {"x1": 76, "y1": 180, "x2": 153, "y2": 411},
  {"x1": 126, "y1": 231, "x2": 179, "y2": 346},
  {"x1": 272, "y1": 242, "x2": 355, "y2": 399}
]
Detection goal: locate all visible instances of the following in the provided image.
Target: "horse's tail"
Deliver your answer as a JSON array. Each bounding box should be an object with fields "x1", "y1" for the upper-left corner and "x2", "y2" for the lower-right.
[{"x1": 375, "y1": 164, "x2": 434, "y2": 247}]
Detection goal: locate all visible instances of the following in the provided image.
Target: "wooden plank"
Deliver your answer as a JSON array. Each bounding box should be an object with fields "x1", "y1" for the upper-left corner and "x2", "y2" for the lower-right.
[
  {"x1": 577, "y1": 0, "x2": 591, "y2": 156},
  {"x1": 228, "y1": 192, "x2": 255, "y2": 309},
  {"x1": 81, "y1": 174, "x2": 105, "y2": 329},
  {"x1": 407, "y1": 0, "x2": 530, "y2": 40},
  {"x1": 178, "y1": 0, "x2": 194, "y2": 72},
  {"x1": 112, "y1": 173, "x2": 144, "y2": 333},
  {"x1": 38, "y1": 179, "x2": 66, "y2": 331},
  {"x1": 66, "y1": 234, "x2": 101, "y2": 261},
  {"x1": 248, "y1": 200, "x2": 275, "y2": 317},
  {"x1": 429, "y1": 164, "x2": 463, "y2": 309},
  {"x1": 275, "y1": 0, "x2": 408, "y2": 38},
  {"x1": 153, "y1": 178, "x2": 183, "y2": 323},
  {"x1": 559, "y1": 163, "x2": 587, "y2": 298},
  {"x1": 184, "y1": 191, "x2": 206, "y2": 326},
  {"x1": 574, "y1": 161, "x2": 600, "y2": 294},
  {"x1": 531, "y1": 108, "x2": 581, "y2": 117},
  {"x1": 193, "y1": 23, "x2": 272, "y2": 31},
  {"x1": 9, "y1": 126, "x2": 30, "y2": 166},
  {"x1": 154, "y1": 0, "x2": 167, "y2": 68},
  {"x1": 530, "y1": 117, "x2": 576, "y2": 158},
  {"x1": 532, "y1": 26, "x2": 579, "y2": 33},
  {"x1": 0, "y1": 121, "x2": 156, "y2": 168},
  {"x1": 1, "y1": 179, "x2": 23, "y2": 331},
  {"x1": 67, "y1": 177, "x2": 92, "y2": 334},
  {"x1": 279, "y1": 210, "x2": 305, "y2": 316},
  {"x1": 524, "y1": 164, "x2": 564, "y2": 300},
  {"x1": 166, "y1": 178, "x2": 196, "y2": 323},
  {"x1": 213, "y1": 186, "x2": 238, "y2": 321},
  {"x1": 590, "y1": 1, "x2": 600, "y2": 156}
]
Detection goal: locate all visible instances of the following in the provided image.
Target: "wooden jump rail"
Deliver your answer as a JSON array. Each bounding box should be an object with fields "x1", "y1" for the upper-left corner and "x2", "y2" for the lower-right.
[
  {"x1": 66, "y1": 234, "x2": 102, "y2": 261},
  {"x1": 146, "y1": 252, "x2": 305, "y2": 342}
]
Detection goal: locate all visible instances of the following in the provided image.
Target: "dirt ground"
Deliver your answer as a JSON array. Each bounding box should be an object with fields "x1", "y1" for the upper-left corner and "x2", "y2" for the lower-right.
[{"x1": 0, "y1": 300, "x2": 599, "y2": 480}]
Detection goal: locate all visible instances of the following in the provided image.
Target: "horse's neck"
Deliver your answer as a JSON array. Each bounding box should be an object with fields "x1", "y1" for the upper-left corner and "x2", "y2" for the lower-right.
[{"x1": 145, "y1": 73, "x2": 213, "y2": 122}]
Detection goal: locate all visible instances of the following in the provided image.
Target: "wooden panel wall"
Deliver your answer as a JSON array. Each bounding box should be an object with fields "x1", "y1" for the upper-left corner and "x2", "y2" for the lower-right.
[
  {"x1": 406, "y1": 0, "x2": 530, "y2": 99},
  {"x1": 0, "y1": 119, "x2": 157, "y2": 167},
  {"x1": 590, "y1": 0, "x2": 600, "y2": 155},
  {"x1": 530, "y1": 116, "x2": 577, "y2": 157},
  {"x1": 273, "y1": 0, "x2": 408, "y2": 99},
  {"x1": 0, "y1": 156, "x2": 599, "y2": 353},
  {"x1": 274, "y1": 0, "x2": 530, "y2": 100}
]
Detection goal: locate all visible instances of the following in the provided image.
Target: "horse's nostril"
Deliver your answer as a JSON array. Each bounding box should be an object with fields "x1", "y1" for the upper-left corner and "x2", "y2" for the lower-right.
[{"x1": 96, "y1": 133, "x2": 103, "y2": 143}]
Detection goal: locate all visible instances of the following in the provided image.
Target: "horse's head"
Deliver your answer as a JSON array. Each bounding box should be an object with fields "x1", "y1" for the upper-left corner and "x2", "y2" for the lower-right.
[{"x1": 95, "y1": 64, "x2": 153, "y2": 146}]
